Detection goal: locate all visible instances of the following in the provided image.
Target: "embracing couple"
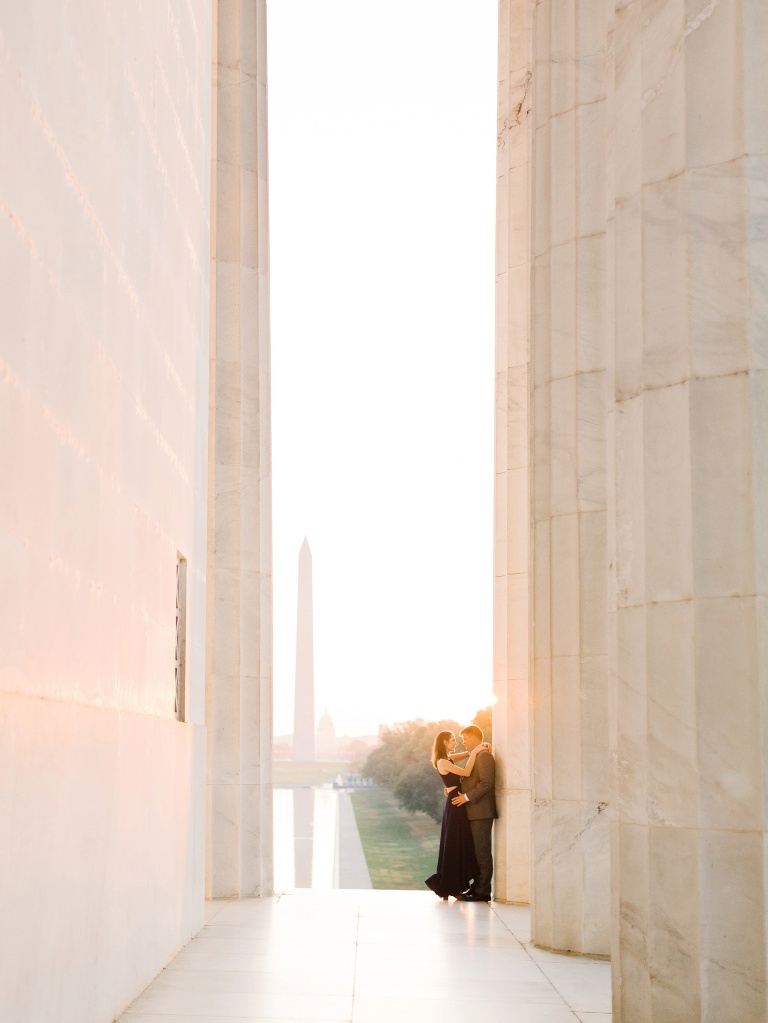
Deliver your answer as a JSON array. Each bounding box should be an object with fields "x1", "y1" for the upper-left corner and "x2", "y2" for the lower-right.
[{"x1": 425, "y1": 724, "x2": 496, "y2": 902}]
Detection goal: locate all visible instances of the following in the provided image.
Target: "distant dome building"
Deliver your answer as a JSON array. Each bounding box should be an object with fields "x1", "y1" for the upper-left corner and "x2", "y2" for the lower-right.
[{"x1": 316, "y1": 710, "x2": 336, "y2": 756}]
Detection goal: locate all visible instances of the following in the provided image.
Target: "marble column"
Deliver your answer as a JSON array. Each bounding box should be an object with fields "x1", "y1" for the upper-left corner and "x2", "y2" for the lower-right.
[
  {"x1": 609, "y1": 0, "x2": 768, "y2": 1014},
  {"x1": 609, "y1": 0, "x2": 768, "y2": 1017},
  {"x1": 492, "y1": 0, "x2": 533, "y2": 905},
  {"x1": 496, "y1": 0, "x2": 768, "y2": 1011},
  {"x1": 528, "y1": 0, "x2": 611, "y2": 954},
  {"x1": 206, "y1": 0, "x2": 273, "y2": 898}
]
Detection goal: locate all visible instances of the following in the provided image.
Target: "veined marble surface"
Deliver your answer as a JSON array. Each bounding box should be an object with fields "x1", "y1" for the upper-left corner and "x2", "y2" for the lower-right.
[
  {"x1": 496, "y1": 0, "x2": 768, "y2": 1014},
  {"x1": 1, "y1": 1, "x2": 211, "y2": 1020}
]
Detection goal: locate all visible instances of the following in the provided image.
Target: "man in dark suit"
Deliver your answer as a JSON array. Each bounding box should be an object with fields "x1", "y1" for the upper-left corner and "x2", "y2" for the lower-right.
[{"x1": 450, "y1": 724, "x2": 497, "y2": 901}]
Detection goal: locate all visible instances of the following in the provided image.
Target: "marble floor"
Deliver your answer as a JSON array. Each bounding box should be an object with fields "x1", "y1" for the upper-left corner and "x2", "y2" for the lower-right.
[{"x1": 117, "y1": 890, "x2": 612, "y2": 1023}]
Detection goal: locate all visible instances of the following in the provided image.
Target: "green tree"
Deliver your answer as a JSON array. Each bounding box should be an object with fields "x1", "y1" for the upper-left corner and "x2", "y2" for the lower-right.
[
  {"x1": 394, "y1": 761, "x2": 444, "y2": 821},
  {"x1": 364, "y1": 718, "x2": 459, "y2": 822},
  {"x1": 364, "y1": 710, "x2": 494, "y2": 823},
  {"x1": 472, "y1": 705, "x2": 493, "y2": 746}
]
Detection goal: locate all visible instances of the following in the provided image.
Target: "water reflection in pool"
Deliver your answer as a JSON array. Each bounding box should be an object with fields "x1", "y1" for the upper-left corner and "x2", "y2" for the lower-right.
[{"x1": 273, "y1": 787, "x2": 339, "y2": 890}]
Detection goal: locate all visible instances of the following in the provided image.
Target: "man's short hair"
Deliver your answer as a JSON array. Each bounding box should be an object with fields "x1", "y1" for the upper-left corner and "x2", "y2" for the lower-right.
[{"x1": 460, "y1": 724, "x2": 483, "y2": 743}]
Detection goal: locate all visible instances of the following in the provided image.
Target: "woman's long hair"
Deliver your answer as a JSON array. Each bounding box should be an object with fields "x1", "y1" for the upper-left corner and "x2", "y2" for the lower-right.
[{"x1": 430, "y1": 730, "x2": 453, "y2": 769}]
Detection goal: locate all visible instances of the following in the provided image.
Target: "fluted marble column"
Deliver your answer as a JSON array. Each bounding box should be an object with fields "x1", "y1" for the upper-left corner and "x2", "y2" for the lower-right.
[
  {"x1": 493, "y1": 0, "x2": 533, "y2": 905},
  {"x1": 206, "y1": 0, "x2": 273, "y2": 898},
  {"x1": 609, "y1": 0, "x2": 768, "y2": 1017},
  {"x1": 528, "y1": 0, "x2": 611, "y2": 954}
]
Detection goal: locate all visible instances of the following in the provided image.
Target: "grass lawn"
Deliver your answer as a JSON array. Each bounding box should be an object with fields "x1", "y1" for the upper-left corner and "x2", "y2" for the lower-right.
[{"x1": 350, "y1": 787, "x2": 441, "y2": 890}]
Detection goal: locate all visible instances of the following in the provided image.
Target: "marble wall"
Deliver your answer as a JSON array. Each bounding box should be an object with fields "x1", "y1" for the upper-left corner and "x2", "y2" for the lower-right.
[
  {"x1": 206, "y1": 0, "x2": 273, "y2": 899},
  {"x1": 0, "y1": 1, "x2": 212, "y2": 1020}
]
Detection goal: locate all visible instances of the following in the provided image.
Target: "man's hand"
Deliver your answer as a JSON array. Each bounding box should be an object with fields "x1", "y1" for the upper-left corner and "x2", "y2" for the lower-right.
[{"x1": 451, "y1": 792, "x2": 468, "y2": 806}]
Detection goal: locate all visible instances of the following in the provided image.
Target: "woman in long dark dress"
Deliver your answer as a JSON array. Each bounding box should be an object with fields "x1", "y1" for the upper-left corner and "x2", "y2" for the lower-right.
[{"x1": 425, "y1": 730, "x2": 487, "y2": 899}]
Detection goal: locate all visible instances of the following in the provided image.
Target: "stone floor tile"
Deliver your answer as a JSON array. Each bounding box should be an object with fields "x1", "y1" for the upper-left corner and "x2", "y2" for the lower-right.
[
  {"x1": 117, "y1": 892, "x2": 611, "y2": 1023},
  {"x1": 193, "y1": 920, "x2": 359, "y2": 942},
  {"x1": 122, "y1": 1018, "x2": 350, "y2": 1023},
  {"x1": 122, "y1": 989, "x2": 353, "y2": 1019},
  {"x1": 352, "y1": 997, "x2": 579, "y2": 1023},
  {"x1": 354, "y1": 974, "x2": 567, "y2": 1002},
  {"x1": 166, "y1": 951, "x2": 356, "y2": 981},
  {"x1": 204, "y1": 900, "x2": 228, "y2": 923},
  {"x1": 355, "y1": 920, "x2": 520, "y2": 946},
  {"x1": 353, "y1": 958, "x2": 544, "y2": 984},
  {"x1": 354, "y1": 940, "x2": 531, "y2": 964},
  {"x1": 149, "y1": 967, "x2": 354, "y2": 998},
  {"x1": 491, "y1": 901, "x2": 533, "y2": 941},
  {"x1": 181, "y1": 936, "x2": 358, "y2": 957},
  {"x1": 538, "y1": 961, "x2": 612, "y2": 1013}
]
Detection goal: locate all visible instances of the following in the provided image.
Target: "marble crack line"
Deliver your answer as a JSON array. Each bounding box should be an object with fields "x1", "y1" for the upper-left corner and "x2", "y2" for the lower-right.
[
  {"x1": 562, "y1": 802, "x2": 609, "y2": 853},
  {"x1": 578, "y1": 468, "x2": 604, "y2": 488},
  {"x1": 649, "y1": 910, "x2": 696, "y2": 957},
  {"x1": 708, "y1": 956, "x2": 768, "y2": 991},
  {"x1": 531, "y1": 801, "x2": 608, "y2": 861},
  {"x1": 498, "y1": 71, "x2": 533, "y2": 149},
  {"x1": 642, "y1": 0, "x2": 721, "y2": 110}
]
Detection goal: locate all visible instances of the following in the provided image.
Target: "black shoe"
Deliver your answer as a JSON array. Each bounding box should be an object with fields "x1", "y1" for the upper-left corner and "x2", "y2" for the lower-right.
[{"x1": 461, "y1": 893, "x2": 490, "y2": 902}]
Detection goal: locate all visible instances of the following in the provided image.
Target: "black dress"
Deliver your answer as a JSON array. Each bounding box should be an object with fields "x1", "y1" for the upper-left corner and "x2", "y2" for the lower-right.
[{"x1": 425, "y1": 768, "x2": 478, "y2": 898}]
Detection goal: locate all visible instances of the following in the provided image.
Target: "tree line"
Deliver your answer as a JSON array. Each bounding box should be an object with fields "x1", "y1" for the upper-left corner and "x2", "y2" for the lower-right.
[{"x1": 363, "y1": 706, "x2": 492, "y2": 823}]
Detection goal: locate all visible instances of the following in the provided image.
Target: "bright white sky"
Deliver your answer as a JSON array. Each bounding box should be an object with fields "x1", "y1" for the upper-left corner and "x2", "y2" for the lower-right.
[{"x1": 268, "y1": 0, "x2": 498, "y2": 739}]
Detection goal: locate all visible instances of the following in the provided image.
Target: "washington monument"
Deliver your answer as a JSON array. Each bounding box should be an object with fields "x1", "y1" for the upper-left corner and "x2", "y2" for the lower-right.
[{"x1": 293, "y1": 538, "x2": 315, "y2": 760}]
